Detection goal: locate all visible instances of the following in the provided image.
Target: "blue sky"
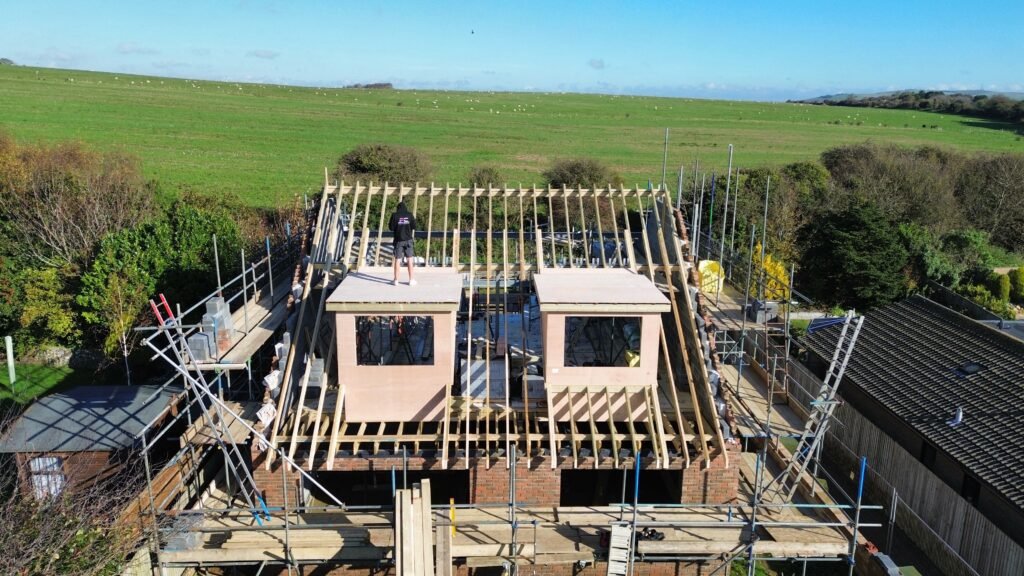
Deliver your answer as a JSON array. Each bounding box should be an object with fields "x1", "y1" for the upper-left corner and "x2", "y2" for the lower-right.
[{"x1": 3, "y1": 1, "x2": 1022, "y2": 100}]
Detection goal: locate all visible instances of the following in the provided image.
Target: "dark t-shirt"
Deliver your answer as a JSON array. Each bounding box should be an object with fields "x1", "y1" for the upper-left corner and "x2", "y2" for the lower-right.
[{"x1": 389, "y1": 208, "x2": 416, "y2": 242}]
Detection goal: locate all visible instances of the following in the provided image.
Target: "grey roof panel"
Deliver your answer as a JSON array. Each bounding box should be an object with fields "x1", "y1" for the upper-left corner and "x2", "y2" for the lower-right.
[
  {"x1": 0, "y1": 385, "x2": 183, "y2": 453},
  {"x1": 803, "y1": 296, "x2": 1024, "y2": 510}
]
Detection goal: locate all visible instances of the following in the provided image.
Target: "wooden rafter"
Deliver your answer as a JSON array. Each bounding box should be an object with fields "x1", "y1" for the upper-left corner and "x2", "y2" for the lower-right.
[
  {"x1": 661, "y1": 198, "x2": 727, "y2": 466},
  {"x1": 273, "y1": 183, "x2": 722, "y2": 470}
]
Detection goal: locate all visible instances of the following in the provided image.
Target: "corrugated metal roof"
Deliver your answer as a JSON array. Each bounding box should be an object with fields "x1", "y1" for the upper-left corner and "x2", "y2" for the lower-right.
[
  {"x1": 803, "y1": 296, "x2": 1024, "y2": 511},
  {"x1": 0, "y1": 385, "x2": 183, "y2": 452}
]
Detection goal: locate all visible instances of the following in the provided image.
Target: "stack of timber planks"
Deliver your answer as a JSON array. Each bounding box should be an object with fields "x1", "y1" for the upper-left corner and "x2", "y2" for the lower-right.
[{"x1": 395, "y1": 479, "x2": 437, "y2": 576}]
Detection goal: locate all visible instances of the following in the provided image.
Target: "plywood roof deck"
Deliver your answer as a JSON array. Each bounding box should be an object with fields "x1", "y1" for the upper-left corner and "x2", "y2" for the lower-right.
[
  {"x1": 534, "y1": 268, "x2": 670, "y2": 313},
  {"x1": 326, "y1": 267, "x2": 463, "y2": 312}
]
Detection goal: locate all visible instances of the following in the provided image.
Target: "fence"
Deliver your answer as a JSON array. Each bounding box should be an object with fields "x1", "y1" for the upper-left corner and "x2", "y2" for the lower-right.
[
  {"x1": 826, "y1": 402, "x2": 1024, "y2": 576},
  {"x1": 689, "y1": 179, "x2": 1024, "y2": 575},
  {"x1": 733, "y1": 332, "x2": 1024, "y2": 576}
]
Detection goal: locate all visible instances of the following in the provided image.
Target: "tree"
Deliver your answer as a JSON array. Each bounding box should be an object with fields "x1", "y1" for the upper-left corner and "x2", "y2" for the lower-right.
[
  {"x1": 0, "y1": 135, "x2": 154, "y2": 269},
  {"x1": 77, "y1": 233, "x2": 155, "y2": 381},
  {"x1": 19, "y1": 267, "x2": 79, "y2": 349},
  {"x1": 898, "y1": 223, "x2": 962, "y2": 290},
  {"x1": 543, "y1": 157, "x2": 623, "y2": 188},
  {"x1": 336, "y1": 143, "x2": 432, "y2": 184},
  {"x1": 797, "y1": 203, "x2": 908, "y2": 311},
  {"x1": 780, "y1": 161, "x2": 831, "y2": 212},
  {"x1": 955, "y1": 154, "x2": 1024, "y2": 253},
  {"x1": 0, "y1": 256, "x2": 22, "y2": 340},
  {"x1": 77, "y1": 200, "x2": 243, "y2": 368},
  {"x1": 468, "y1": 165, "x2": 502, "y2": 187},
  {"x1": 820, "y1": 142, "x2": 963, "y2": 235}
]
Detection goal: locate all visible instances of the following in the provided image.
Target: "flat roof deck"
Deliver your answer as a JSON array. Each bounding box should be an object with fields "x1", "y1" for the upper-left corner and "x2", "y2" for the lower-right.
[
  {"x1": 534, "y1": 268, "x2": 670, "y2": 313},
  {"x1": 326, "y1": 267, "x2": 463, "y2": 312}
]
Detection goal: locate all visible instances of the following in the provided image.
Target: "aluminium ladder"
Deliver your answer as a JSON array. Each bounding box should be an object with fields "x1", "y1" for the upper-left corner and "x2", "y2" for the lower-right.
[
  {"x1": 605, "y1": 523, "x2": 633, "y2": 576},
  {"x1": 149, "y1": 296, "x2": 271, "y2": 523},
  {"x1": 763, "y1": 310, "x2": 864, "y2": 503}
]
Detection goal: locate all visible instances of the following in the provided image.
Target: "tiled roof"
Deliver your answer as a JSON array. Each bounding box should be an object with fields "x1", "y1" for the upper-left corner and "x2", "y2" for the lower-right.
[{"x1": 803, "y1": 296, "x2": 1024, "y2": 511}]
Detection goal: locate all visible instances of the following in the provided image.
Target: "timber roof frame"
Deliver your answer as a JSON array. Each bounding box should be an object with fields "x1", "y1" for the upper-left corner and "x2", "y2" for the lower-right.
[{"x1": 266, "y1": 180, "x2": 726, "y2": 471}]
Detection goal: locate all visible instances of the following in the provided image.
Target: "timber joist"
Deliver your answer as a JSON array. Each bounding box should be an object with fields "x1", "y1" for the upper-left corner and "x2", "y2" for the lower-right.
[{"x1": 266, "y1": 182, "x2": 725, "y2": 471}]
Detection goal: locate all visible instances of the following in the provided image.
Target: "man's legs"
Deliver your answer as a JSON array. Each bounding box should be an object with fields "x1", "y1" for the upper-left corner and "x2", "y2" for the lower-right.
[
  {"x1": 392, "y1": 250, "x2": 400, "y2": 285},
  {"x1": 406, "y1": 250, "x2": 415, "y2": 285}
]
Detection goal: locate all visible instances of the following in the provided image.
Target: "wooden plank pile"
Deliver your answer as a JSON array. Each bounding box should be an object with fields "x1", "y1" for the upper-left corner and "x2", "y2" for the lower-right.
[{"x1": 395, "y1": 479, "x2": 436, "y2": 576}]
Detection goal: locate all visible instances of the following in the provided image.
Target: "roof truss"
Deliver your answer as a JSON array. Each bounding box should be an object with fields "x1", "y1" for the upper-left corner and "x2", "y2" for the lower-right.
[{"x1": 266, "y1": 182, "x2": 726, "y2": 470}]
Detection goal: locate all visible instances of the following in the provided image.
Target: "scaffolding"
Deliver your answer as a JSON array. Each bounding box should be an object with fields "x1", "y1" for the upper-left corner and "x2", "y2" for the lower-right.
[{"x1": 126, "y1": 172, "x2": 882, "y2": 575}]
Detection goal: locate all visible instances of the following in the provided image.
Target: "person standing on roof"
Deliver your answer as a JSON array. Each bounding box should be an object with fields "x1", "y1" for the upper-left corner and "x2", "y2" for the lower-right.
[{"x1": 389, "y1": 200, "x2": 417, "y2": 285}]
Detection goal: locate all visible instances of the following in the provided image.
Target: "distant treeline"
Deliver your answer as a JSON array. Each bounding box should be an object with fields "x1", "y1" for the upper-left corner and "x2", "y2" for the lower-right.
[
  {"x1": 795, "y1": 91, "x2": 1024, "y2": 124},
  {"x1": 344, "y1": 82, "x2": 393, "y2": 89}
]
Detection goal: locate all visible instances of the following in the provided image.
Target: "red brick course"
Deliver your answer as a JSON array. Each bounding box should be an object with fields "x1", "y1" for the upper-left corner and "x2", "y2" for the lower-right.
[
  {"x1": 681, "y1": 443, "x2": 741, "y2": 504},
  {"x1": 469, "y1": 460, "x2": 560, "y2": 506},
  {"x1": 15, "y1": 450, "x2": 119, "y2": 496},
  {"x1": 251, "y1": 447, "x2": 740, "y2": 508}
]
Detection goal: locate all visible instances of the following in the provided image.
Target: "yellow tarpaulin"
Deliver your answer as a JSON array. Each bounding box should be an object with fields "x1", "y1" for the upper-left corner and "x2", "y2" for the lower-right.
[{"x1": 698, "y1": 260, "x2": 724, "y2": 295}]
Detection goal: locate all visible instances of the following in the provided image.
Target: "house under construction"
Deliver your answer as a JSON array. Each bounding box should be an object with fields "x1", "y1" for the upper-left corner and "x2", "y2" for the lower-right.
[{"x1": 136, "y1": 178, "x2": 880, "y2": 575}]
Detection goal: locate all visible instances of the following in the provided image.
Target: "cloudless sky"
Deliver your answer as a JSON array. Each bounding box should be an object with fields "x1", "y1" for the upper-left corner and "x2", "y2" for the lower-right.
[{"x1": 3, "y1": 1, "x2": 1022, "y2": 100}]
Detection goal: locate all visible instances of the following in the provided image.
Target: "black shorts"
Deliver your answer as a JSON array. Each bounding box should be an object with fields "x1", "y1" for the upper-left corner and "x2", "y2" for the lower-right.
[{"x1": 394, "y1": 239, "x2": 414, "y2": 259}]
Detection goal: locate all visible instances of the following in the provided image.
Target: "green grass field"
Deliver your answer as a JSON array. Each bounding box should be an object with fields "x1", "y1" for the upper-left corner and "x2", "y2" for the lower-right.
[
  {"x1": 1, "y1": 65, "x2": 1021, "y2": 207},
  {"x1": 0, "y1": 363, "x2": 94, "y2": 404}
]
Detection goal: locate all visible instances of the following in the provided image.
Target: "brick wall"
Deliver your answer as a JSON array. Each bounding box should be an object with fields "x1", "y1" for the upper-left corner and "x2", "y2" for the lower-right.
[
  {"x1": 252, "y1": 453, "x2": 564, "y2": 508},
  {"x1": 681, "y1": 443, "x2": 741, "y2": 504},
  {"x1": 16, "y1": 450, "x2": 119, "y2": 496},
  {"x1": 469, "y1": 459, "x2": 560, "y2": 507},
  {"x1": 251, "y1": 448, "x2": 740, "y2": 508},
  {"x1": 252, "y1": 453, "x2": 303, "y2": 507}
]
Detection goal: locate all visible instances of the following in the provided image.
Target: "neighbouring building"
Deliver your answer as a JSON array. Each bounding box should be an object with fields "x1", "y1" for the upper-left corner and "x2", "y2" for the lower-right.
[
  {"x1": 804, "y1": 295, "x2": 1024, "y2": 576},
  {"x1": 0, "y1": 384, "x2": 183, "y2": 499}
]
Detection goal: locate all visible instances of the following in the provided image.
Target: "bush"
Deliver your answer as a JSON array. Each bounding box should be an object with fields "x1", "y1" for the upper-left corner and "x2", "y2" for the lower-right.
[
  {"x1": 543, "y1": 158, "x2": 623, "y2": 189},
  {"x1": 19, "y1": 267, "x2": 79, "y2": 349},
  {"x1": 941, "y1": 229, "x2": 997, "y2": 277},
  {"x1": 898, "y1": 223, "x2": 962, "y2": 289},
  {"x1": 996, "y1": 273, "x2": 1012, "y2": 302},
  {"x1": 961, "y1": 283, "x2": 1015, "y2": 319},
  {"x1": 468, "y1": 165, "x2": 502, "y2": 187},
  {"x1": 336, "y1": 143, "x2": 431, "y2": 184},
  {"x1": 1010, "y1": 267, "x2": 1024, "y2": 304}
]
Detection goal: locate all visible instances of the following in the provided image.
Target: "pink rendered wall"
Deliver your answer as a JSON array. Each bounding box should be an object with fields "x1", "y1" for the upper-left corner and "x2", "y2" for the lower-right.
[
  {"x1": 336, "y1": 311, "x2": 456, "y2": 422},
  {"x1": 544, "y1": 312, "x2": 660, "y2": 421}
]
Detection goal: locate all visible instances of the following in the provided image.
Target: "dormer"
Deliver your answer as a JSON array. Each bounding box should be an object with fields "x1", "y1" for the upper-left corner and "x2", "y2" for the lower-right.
[
  {"x1": 534, "y1": 268, "x2": 670, "y2": 421},
  {"x1": 327, "y1": 267, "x2": 462, "y2": 422}
]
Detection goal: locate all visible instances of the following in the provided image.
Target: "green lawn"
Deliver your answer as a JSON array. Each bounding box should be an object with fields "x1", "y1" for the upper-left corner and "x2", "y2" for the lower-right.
[
  {"x1": 1, "y1": 65, "x2": 1021, "y2": 207},
  {"x1": 0, "y1": 363, "x2": 95, "y2": 404}
]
